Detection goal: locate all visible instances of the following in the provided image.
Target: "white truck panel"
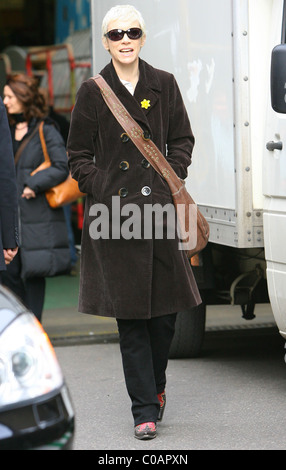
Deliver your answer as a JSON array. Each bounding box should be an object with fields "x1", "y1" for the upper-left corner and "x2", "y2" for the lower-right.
[
  {"x1": 262, "y1": 0, "x2": 286, "y2": 338},
  {"x1": 264, "y1": 113, "x2": 286, "y2": 197},
  {"x1": 264, "y1": 211, "x2": 286, "y2": 265},
  {"x1": 248, "y1": 0, "x2": 275, "y2": 210},
  {"x1": 266, "y1": 263, "x2": 286, "y2": 337}
]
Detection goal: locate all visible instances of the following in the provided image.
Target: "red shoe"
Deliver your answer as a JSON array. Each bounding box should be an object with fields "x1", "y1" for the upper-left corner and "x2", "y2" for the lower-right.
[
  {"x1": 134, "y1": 422, "x2": 157, "y2": 440},
  {"x1": 157, "y1": 391, "x2": 166, "y2": 421}
]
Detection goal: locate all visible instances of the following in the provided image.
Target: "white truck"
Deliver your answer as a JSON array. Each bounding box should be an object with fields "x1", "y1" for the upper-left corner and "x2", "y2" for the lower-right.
[{"x1": 89, "y1": 0, "x2": 286, "y2": 357}]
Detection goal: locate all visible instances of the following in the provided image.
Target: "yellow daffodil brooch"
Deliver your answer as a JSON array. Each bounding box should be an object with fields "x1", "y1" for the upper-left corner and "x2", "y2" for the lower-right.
[{"x1": 141, "y1": 99, "x2": 151, "y2": 109}]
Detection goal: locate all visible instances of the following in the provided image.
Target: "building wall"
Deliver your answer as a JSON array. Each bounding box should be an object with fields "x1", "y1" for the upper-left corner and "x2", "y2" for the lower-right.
[
  {"x1": 0, "y1": 0, "x2": 55, "y2": 51},
  {"x1": 55, "y1": 0, "x2": 91, "y2": 43}
]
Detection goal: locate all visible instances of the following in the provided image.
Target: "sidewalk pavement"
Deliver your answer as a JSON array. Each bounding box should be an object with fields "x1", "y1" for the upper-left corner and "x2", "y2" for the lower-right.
[
  {"x1": 42, "y1": 272, "x2": 277, "y2": 347},
  {"x1": 41, "y1": 272, "x2": 118, "y2": 346}
]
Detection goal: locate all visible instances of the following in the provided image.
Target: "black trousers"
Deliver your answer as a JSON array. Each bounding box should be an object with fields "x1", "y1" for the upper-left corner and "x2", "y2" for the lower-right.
[
  {"x1": 117, "y1": 313, "x2": 177, "y2": 426},
  {"x1": 1, "y1": 252, "x2": 45, "y2": 322}
]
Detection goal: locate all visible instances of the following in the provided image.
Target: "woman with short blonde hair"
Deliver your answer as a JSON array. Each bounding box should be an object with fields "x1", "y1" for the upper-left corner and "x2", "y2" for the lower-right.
[{"x1": 68, "y1": 4, "x2": 201, "y2": 440}]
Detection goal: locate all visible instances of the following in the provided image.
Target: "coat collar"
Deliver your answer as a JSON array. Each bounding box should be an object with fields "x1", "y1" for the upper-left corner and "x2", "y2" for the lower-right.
[{"x1": 99, "y1": 59, "x2": 161, "y2": 130}]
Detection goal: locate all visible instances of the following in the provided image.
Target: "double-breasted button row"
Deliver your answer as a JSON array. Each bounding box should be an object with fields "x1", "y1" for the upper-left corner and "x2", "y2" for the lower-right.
[
  {"x1": 118, "y1": 129, "x2": 152, "y2": 197},
  {"x1": 118, "y1": 186, "x2": 152, "y2": 198},
  {"x1": 120, "y1": 130, "x2": 151, "y2": 143},
  {"x1": 119, "y1": 159, "x2": 150, "y2": 171}
]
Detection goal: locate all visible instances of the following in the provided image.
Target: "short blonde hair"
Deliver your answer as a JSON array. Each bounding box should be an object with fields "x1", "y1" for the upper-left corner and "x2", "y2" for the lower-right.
[{"x1": 101, "y1": 4, "x2": 146, "y2": 38}]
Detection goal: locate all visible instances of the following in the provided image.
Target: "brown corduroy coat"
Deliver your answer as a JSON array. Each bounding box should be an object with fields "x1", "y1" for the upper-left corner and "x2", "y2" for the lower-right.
[{"x1": 67, "y1": 59, "x2": 201, "y2": 319}]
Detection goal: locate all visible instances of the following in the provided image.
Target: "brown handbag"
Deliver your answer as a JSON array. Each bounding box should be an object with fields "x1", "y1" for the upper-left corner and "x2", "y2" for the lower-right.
[
  {"x1": 31, "y1": 121, "x2": 85, "y2": 208},
  {"x1": 93, "y1": 74, "x2": 209, "y2": 258}
]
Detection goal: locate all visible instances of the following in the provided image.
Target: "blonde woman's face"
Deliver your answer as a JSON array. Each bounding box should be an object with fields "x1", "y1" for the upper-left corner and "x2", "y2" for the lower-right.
[
  {"x1": 3, "y1": 85, "x2": 24, "y2": 115},
  {"x1": 102, "y1": 19, "x2": 146, "y2": 67}
]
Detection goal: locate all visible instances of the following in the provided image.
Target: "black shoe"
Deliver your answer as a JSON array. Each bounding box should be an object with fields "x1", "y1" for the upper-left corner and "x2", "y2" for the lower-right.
[{"x1": 157, "y1": 391, "x2": 166, "y2": 421}]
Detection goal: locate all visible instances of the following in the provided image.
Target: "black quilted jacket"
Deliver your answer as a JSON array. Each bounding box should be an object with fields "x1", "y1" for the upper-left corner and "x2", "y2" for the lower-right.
[{"x1": 13, "y1": 117, "x2": 70, "y2": 279}]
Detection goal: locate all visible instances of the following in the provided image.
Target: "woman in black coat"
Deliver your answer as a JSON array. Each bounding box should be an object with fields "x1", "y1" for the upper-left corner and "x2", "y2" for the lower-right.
[
  {"x1": 2, "y1": 74, "x2": 70, "y2": 321},
  {"x1": 0, "y1": 97, "x2": 18, "y2": 277},
  {"x1": 67, "y1": 5, "x2": 201, "y2": 439}
]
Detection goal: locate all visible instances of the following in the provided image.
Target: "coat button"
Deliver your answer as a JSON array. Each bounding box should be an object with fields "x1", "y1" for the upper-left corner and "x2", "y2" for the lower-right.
[
  {"x1": 141, "y1": 186, "x2": 151, "y2": 196},
  {"x1": 119, "y1": 161, "x2": 129, "y2": 171},
  {"x1": 121, "y1": 133, "x2": 130, "y2": 143},
  {"x1": 142, "y1": 130, "x2": 151, "y2": 141},
  {"x1": 118, "y1": 187, "x2": 128, "y2": 198},
  {"x1": 141, "y1": 158, "x2": 151, "y2": 169}
]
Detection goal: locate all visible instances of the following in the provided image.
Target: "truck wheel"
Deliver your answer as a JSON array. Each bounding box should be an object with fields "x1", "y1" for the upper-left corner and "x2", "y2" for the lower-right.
[{"x1": 169, "y1": 303, "x2": 206, "y2": 358}]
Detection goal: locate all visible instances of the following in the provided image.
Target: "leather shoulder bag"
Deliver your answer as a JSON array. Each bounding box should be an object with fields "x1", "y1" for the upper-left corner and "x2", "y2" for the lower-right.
[
  {"x1": 31, "y1": 121, "x2": 85, "y2": 208},
  {"x1": 92, "y1": 74, "x2": 209, "y2": 259}
]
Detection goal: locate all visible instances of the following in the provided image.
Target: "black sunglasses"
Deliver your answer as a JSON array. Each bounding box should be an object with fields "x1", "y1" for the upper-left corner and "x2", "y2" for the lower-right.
[{"x1": 105, "y1": 28, "x2": 143, "y2": 41}]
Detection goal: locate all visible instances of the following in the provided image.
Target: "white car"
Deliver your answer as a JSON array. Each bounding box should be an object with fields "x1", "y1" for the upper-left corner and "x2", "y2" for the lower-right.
[{"x1": 0, "y1": 285, "x2": 75, "y2": 450}]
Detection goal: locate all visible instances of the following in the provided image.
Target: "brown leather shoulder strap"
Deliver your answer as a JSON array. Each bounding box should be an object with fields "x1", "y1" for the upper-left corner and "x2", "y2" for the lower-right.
[{"x1": 38, "y1": 121, "x2": 50, "y2": 163}]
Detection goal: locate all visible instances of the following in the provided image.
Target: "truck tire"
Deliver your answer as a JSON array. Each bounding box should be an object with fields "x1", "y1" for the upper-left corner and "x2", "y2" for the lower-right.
[{"x1": 169, "y1": 303, "x2": 206, "y2": 359}]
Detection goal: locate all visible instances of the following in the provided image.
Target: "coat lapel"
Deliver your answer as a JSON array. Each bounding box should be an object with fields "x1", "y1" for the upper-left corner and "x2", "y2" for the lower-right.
[
  {"x1": 134, "y1": 59, "x2": 161, "y2": 117},
  {"x1": 100, "y1": 59, "x2": 161, "y2": 131}
]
